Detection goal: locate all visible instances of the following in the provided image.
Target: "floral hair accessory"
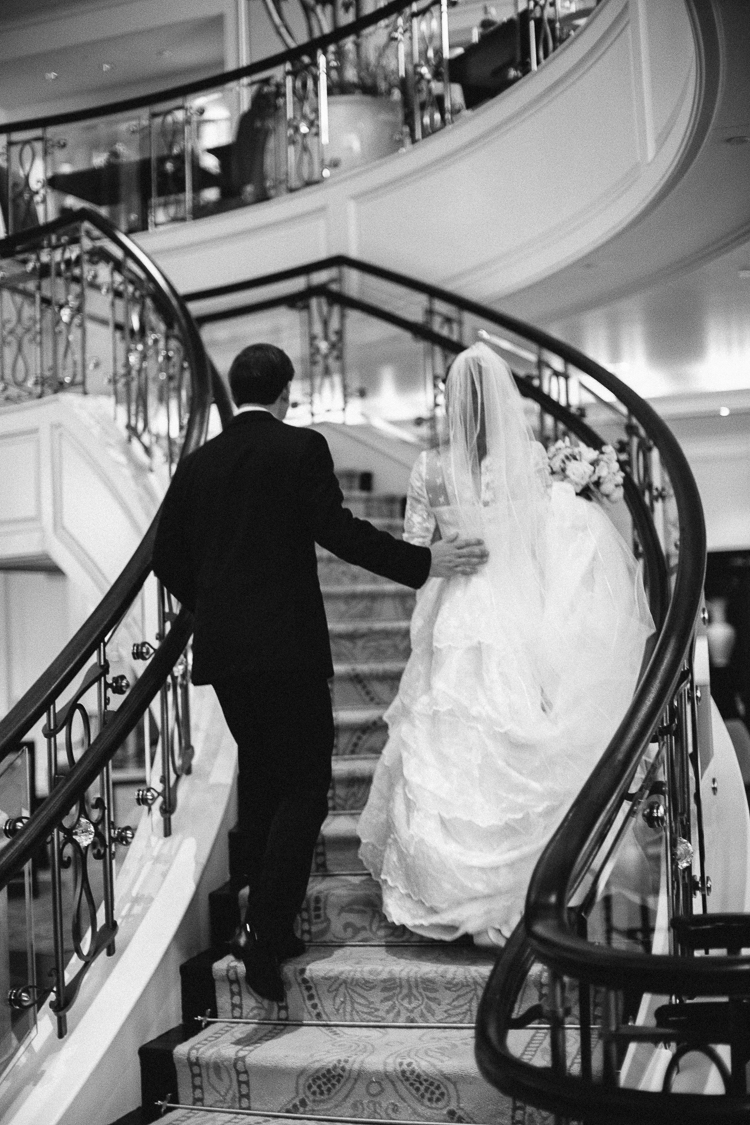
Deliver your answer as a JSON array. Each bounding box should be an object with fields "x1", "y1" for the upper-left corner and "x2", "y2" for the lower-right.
[{"x1": 547, "y1": 438, "x2": 624, "y2": 504}]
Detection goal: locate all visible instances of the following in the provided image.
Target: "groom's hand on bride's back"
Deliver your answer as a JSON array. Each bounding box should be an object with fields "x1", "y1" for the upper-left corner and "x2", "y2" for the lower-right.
[{"x1": 429, "y1": 533, "x2": 488, "y2": 578}]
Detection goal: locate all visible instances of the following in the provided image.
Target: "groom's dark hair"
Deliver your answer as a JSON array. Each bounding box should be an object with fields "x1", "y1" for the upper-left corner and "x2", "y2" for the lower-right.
[{"x1": 229, "y1": 343, "x2": 294, "y2": 406}]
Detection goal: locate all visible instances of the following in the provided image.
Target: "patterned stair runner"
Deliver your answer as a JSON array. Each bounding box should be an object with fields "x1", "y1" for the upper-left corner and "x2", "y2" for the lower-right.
[{"x1": 147, "y1": 485, "x2": 557, "y2": 1125}]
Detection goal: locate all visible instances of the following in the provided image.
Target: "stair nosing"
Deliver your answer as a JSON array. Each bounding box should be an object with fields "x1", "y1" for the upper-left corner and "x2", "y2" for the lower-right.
[
  {"x1": 328, "y1": 620, "x2": 410, "y2": 634},
  {"x1": 333, "y1": 660, "x2": 407, "y2": 675},
  {"x1": 321, "y1": 582, "x2": 413, "y2": 595}
]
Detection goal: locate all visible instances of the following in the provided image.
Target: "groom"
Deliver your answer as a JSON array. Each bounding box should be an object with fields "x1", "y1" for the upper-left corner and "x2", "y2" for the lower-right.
[{"x1": 152, "y1": 343, "x2": 488, "y2": 1002}]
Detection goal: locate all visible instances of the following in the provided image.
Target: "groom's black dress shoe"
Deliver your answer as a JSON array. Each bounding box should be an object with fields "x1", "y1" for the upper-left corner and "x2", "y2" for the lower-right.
[{"x1": 229, "y1": 923, "x2": 285, "y2": 1003}]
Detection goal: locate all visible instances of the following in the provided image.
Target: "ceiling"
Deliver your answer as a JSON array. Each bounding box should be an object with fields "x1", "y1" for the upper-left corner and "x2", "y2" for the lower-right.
[
  {"x1": 0, "y1": 2, "x2": 225, "y2": 121},
  {"x1": 547, "y1": 235, "x2": 750, "y2": 407}
]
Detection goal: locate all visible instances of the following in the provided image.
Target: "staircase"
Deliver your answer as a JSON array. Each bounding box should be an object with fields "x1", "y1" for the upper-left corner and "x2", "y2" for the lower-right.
[{"x1": 131, "y1": 481, "x2": 533, "y2": 1125}]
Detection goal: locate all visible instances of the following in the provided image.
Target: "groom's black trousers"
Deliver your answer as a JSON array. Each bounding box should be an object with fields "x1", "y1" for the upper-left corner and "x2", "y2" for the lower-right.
[{"x1": 214, "y1": 669, "x2": 334, "y2": 945}]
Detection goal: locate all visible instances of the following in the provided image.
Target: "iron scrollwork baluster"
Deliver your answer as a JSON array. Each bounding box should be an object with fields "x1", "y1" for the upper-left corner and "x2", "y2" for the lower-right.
[
  {"x1": 40, "y1": 650, "x2": 135, "y2": 1036},
  {"x1": 152, "y1": 586, "x2": 194, "y2": 836},
  {"x1": 306, "y1": 282, "x2": 346, "y2": 421}
]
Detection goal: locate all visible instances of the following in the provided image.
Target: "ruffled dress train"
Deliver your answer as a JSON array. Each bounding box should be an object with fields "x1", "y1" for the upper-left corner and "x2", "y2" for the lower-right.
[{"x1": 358, "y1": 467, "x2": 654, "y2": 941}]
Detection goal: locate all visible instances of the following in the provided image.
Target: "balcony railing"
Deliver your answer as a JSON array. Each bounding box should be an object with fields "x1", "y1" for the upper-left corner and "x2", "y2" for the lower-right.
[{"x1": 0, "y1": 0, "x2": 594, "y2": 238}]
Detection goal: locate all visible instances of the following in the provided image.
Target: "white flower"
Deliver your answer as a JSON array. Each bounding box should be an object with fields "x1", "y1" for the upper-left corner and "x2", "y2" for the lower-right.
[
  {"x1": 566, "y1": 460, "x2": 594, "y2": 489},
  {"x1": 579, "y1": 443, "x2": 598, "y2": 464}
]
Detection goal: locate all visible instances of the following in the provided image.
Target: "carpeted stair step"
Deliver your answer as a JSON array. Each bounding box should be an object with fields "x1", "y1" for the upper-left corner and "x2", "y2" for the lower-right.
[
  {"x1": 172, "y1": 1020, "x2": 507, "y2": 1122},
  {"x1": 340, "y1": 490, "x2": 405, "y2": 519},
  {"x1": 329, "y1": 622, "x2": 411, "y2": 664},
  {"x1": 313, "y1": 812, "x2": 365, "y2": 873},
  {"x1": 213, "y1": 940, "x2": 492, "y2": 1024},
  {"x1": 316, "y1": 554, "x2": 399, "y2": 585},
  {"x1": 298, "y1": 872, "x2": 430, "y2": 946},
  {"x1": 206, "y1": 868, "x2": 410, "y2": 962},
  {"x1": 333, "y1": 706, "x2": 388, "y2": 756},
  {"x1": 155, "y1": 1111, "x2": 322, "y2": 1125},
  {"x1": 322, "y1": 582, "x2": 415, "y2": 622},
  {"x1": 331, "y1": 661, "x2": 406, "y2": 709},
  {"x1": 329, "y1": 755, "x2": 378, "y2": 810}
]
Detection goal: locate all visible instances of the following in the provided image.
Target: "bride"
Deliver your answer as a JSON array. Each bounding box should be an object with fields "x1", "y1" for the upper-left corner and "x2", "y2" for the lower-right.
[{"x1": 358, "y1": 342, "x2": 655, "y2": 945}]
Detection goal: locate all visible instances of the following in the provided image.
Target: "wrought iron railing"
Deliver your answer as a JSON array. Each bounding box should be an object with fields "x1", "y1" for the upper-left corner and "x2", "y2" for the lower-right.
[
  {"x1": 0, "y1": 0, "x2": 592, "y2": 237},
  {"x1": 186, "y1": 257, "x2": 750, "y2": 1118},
  {"x1": 0, "y1": 208, "x2": 231, "y2": 1051},
  {"x1": 0, "y1": 245, "x2": 731, "y2": 1116}
]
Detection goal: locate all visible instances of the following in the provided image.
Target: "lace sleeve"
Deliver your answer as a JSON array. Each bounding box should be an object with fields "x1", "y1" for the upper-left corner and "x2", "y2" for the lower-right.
[
  {"x1": 403, "y1": 451, "x2": 437, "y2": 546},
  {"x1": 531, "y1": 441, "x2": 552, "y2": 492}
]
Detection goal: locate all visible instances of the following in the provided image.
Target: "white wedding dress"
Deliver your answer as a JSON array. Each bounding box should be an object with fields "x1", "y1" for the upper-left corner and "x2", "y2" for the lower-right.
[{"x1": 358, "y1": 346, "x2": 655, "y2": 943}]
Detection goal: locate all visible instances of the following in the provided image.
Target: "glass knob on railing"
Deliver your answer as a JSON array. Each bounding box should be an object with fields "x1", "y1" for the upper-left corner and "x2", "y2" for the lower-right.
[
  {"x1": 71, "y1": 816, "x2": 96, "y2": 849},
  {"x1": 3, "y1": 816, "x2": 29, "y2": 839},
  {"x1": 673, "y1": 837, "x2": 694, "y2": 870},
  {"x1": 112, "y1": 825, "x2": 134, "y2": 846},
  {"x1": 132, "y1": 642, "x2": 156, "y2": 661},
  {"x1": 109, "y1": 675, "x2": 130, "y2": 695}
]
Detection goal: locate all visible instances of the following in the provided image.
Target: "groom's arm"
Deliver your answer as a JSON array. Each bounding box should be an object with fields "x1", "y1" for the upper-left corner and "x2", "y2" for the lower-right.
[
  {"x1": 299, "y1": 431, "x2": 487, "y2": 586},
  {"x1": 299, "y1": 431, "x2": 431, "y2": 588}
]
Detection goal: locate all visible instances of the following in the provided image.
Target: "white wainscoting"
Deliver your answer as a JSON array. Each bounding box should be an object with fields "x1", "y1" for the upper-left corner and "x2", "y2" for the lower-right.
[{"x1": 0, "y1": 395, "x2": 165, "y2": 597}]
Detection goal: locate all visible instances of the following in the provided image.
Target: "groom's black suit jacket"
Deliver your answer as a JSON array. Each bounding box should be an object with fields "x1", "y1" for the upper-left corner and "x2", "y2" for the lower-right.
[{"x1": 152, "y1": 410, "x2": 431, "y2": 685}]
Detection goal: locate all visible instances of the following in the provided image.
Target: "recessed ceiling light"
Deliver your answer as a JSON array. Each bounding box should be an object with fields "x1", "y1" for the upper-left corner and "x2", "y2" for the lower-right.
[
  {"x1": 102, "y1": 62, "x2": 113, "y2": 72},
  {"x1": 45, "y1": 71, "x2": 58, "y2": 81},
  {"x1": 724, "y1": 135, "x2": 750, "y2": 145},
  {"x1": 719, "y1": 407, "x2": 731, "y2": 417}
]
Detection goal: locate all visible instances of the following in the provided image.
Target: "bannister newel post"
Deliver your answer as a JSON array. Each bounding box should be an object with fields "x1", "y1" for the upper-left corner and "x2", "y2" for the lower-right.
[
  {"x1": 79, "y1": 227, "x2": 87, "y2": 393},
  {"x1": 285, "y1": 65, "x2": 295, "y2": 192},
  {"x1": 548, "y1": 972, "x2": 567, "y2": 1079},
  {"x1": 529, "y1": 4, "x2": 538, "y2": 72},
  {"x1": 97, "y1": 642, "x2": 117, "y2": 956},
  {"x1": 157, "y1": 585, "x2": 174, "y2": 837},
  {"x1": 440, "y1": 0, "x2": 452, "y2": 125},
  {"x1": 5, "y1": 149, "x2": 12, "y2": 237},
  {"x1": 41, "y1": 127, "x2": 50, "y2": 226},
  {"x1": 410, "y1": 4, "x2": 422, "y2": 143},
  {"x1": 50, "y1": 238, "x2": 60, "y2": 393},
  {"x1": 396, "y1": 14, "x2": 407, "y2": 138},
  {"x1": 148, "y1": 111, "x2": 157, "y2": 231},
  {"x1": 318, "y1": 51, "x2": 329, "y2": 178},
  {"x1": 46, "y1": 702, "x2": 68, "y2": 1037},
  {"x1": 34, "y1": 251, "x2": 44, "y2": 396},
  {"x1": 183, "y1": 99, "x2": 194, "y2": 222}
]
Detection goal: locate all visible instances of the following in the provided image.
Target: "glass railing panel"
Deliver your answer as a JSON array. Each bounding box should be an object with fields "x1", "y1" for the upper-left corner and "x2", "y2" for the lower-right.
[
  {"x1": 0, "y1": 743, "x2": 37, "y2": 1078},
  {"x1": 45, "y1": 113, "x2": 151, "y2": 236},
  {"x1": 1, "y1": 3, "x2": 595, "y2": 239}
]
